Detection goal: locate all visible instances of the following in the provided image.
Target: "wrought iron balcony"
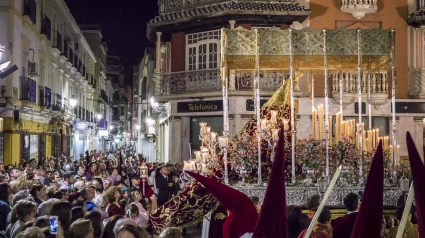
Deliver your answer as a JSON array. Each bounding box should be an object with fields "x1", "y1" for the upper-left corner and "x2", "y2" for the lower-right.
[
  {"x1": 159, "y1": 69, "x2": 286, "y2": 96},
  {"x1": 161, "y1": 69, "x2": 221, "y2": 95},
  {"x1": 234, "y1": 70, "x2": 286, "y2": 91},
  {"x1": 331, "y1": 71, "x2": 388, "y2": 105}
]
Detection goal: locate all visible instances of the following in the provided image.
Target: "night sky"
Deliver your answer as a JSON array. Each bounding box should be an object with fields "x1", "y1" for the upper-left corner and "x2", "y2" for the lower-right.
[{"x1": 65, "y1": 0, "x2": 158, "y2": 85}]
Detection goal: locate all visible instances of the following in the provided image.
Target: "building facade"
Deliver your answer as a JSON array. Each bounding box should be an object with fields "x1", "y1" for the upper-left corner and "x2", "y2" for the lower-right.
[
  {"x1": 136, "y1": 48, "x2": 157, "y2": 161},
  {"x1": 0, "y1": 0, "x2": 112, "y2": 165},
  {"x1": 107, "y1": 55, "x2": 130, "y2": 149},
  {"x1": 145, "y1": 0, "x2": 425, "y2": 164},
  {"x1": 80, "y1": 25, "x2": 112, "y2": 153}
]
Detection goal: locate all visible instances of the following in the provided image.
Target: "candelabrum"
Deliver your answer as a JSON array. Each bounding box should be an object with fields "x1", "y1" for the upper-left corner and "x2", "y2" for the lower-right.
[{"x1": 184, "y1": 122, "x2": 229, "y2": 180}]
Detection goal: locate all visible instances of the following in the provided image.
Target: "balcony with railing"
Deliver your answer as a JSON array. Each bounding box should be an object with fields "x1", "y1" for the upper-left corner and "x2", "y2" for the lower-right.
[
  {"x1": 331, "y1": 71, "x2": 388, "y2": 105},
  {"x1": 159, "y1": 69, "x2": 285, "y2": 96}
]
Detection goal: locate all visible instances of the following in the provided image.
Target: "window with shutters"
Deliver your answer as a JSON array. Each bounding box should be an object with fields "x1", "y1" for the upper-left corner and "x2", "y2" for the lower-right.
[
  {"x1": 23, "y1": 0, "x2": 37, "y2": 24},
  {"x1": 41, "y1": 16, "x2": 52, "y2": 40},
  {"x1": 52, "y1": 135, "x2": 60, "y2": 157},
  {"x1": 186, "y1": 30, "x2": 220, "y2": 71}
]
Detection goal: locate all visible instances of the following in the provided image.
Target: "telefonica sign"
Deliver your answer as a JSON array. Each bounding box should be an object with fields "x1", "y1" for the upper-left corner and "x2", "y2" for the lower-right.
[{"x1": 177, "y1": 100, "x2": 223, "y2": 113}]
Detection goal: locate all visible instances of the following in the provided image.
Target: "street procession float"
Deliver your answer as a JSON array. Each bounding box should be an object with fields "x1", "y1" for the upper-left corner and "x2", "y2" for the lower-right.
[{"x1": 148, "y1": 26, "x2": 409, "y2": 234}]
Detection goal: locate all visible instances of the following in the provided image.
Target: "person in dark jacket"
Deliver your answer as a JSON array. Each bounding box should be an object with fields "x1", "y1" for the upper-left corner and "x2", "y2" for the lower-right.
[
  {"x1": 288, "y1": 206, "x2": 310, "y2": 238},
  {"x1": 331, "y1": 192, "x2": 359, "y2": 238},
  {"x1": 0, "y1": 183, "x2": 11, "y2": 231},
  {"x1": 155, "y1": 167, "x2": 173, "y2": 206}
]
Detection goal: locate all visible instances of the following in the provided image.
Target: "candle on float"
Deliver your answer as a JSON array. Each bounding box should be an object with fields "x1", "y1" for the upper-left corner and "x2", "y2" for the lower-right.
[
  {"x1": 260, "y1": 119, "x2": 268, "y2": 131},
  {"x1": 375, "y1": 129, "x2": 380, "y2": 146},
  {"x1": 271, "y1": 129, "x2": 279, "y2": 141},
  {"x1": 210, "y1": 132, "x2": 217, "y2": 143},
  {"x1": 345, "y1": 121, "x2": 349, "y2": 138},
  {"x1": 356, "y1": 132, "x2": 359, "y2": 149},
  {"x1": 194, "y1": 151, "x2": 202, "y2": 162},
  {"x1": 218, "y1": 136, "x2": 228, "y2": 148},
  {"x1": 355, "y1": 123, "x2": 360, "y2": 146},
  {"x1": 371, "y1": 129, "x2": 376, "y2": 148},
  {"x1": 312, "y1": 109, "x2": 317, "y2": 139},
  {"x1": 341, "y1": 121, "x2": 345, "y2": 138},
  {"x1": 347, "y1": 124, "x2": 351, "y2": 140},
  {"x1": 283, "y1": 118, "x2": 289, "y2": 132},
  {"x1": 318, "y1": 104, "x2": 324, "y2": 139},
  {"x1": 335, "y1": 112, "x2": 341, "y2": 142},
  {"x1": 362, "y1": 129, "x2": 366, "y2": 151},
  {"x1": 363, "y1": 138, "x2": 369, "y2": 152},
  {"x1": 369, "y1": 131, "x2": 373, "y2": 151},
  {"x1": 352, "y1": 120, "x2": 356, "y2": 137},
  {"x1": 328, "y1": 115, "x2": 333, "y2": 145},
  {"x1": 270, "y1": 110, "x2": 278, "y2": 124}
]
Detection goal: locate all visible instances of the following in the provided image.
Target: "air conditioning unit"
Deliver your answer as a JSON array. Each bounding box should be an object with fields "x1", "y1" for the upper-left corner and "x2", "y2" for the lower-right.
[{"x1": 28, "y1": 61, "x2": 39, "y2": 76}]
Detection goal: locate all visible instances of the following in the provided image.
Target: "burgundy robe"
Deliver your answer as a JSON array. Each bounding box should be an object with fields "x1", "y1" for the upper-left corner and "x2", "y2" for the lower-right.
[
  {"x1": 107, "y1": 203, "x2": 125, "y2": 217},
  {"x1": 331, "y1": 212, "x2": 358, "y2": 238}
]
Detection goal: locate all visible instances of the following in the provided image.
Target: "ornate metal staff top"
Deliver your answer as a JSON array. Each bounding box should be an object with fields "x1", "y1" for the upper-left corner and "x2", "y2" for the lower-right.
[
  {"x1": 357, "y1": 29, "x2": 364, "y2": 185},
  {"x1": 289, "y1": 29, "x2": 296, "y2": 184},
  {"x1": 323, "y1": 29, "x2": 330, "y2": 180},
  {"x1": 254, "y1": 29, "x2": 262, "y2": 186},
  {"x1": 391, "y1": 29, "x2": 397, "y2": 182}
]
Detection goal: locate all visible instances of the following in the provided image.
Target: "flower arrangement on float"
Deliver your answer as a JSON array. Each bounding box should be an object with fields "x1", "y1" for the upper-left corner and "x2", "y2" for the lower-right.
[
  {"x1": 229, "y1": 134, "x2": 258, "y2": 183},
  {"x1": 230, "y1": 134, "x2": 258, "y2": 170}
]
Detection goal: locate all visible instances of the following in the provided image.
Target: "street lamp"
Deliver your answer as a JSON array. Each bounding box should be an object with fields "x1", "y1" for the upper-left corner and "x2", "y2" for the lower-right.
[
  {"x1": 136, "y1": 124, "x2": 141, "y2": 130},
  {"x1": 96, "y1": 113, "x2": 102, "y2": 120},
  {"x1": 109, "y1": 125, "x2": 114, "y2": 130},
  {"x1": 69, "y1": 95, "x2": 77, "y2": 109}
]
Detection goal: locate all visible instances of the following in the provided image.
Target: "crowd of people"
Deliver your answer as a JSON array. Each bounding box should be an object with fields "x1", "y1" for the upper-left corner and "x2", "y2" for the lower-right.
[
  {"x1": 0, "y1": 148, "x2": 187, "y2": 238},
  {"x1": 0, "y1": 143, "x2": 421, "y2": 238}
]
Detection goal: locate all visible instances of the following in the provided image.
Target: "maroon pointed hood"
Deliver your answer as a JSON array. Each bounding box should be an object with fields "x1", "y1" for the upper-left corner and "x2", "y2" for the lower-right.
[
  {"x1": 186, "y1": 171, "x2": 258, "y2": 238},
  {"x1": 406, "y1": 132, "x2": 425, "y2": 237},
  {"x1": 253, "y1": 126, "x2": 287, "y2": 238},
  {"x1": 350, "y1": 141, "x2": 384, "y2": 238}
]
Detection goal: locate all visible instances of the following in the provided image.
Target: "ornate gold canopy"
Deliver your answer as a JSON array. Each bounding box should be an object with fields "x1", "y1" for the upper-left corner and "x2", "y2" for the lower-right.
[{"x1": 223, "y1": 27, "x2": 392, "y2": 71}]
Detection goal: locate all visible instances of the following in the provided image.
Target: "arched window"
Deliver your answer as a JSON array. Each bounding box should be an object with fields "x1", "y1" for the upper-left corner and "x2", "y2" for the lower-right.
[{"x1": 186, "y1": 30, "x2": 220, "y2": 71}]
